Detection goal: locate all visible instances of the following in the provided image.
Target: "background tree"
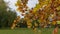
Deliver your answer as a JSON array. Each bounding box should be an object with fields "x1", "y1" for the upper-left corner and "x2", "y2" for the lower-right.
[{"x1": 0, "y1": 0, "x2": 17, "y2": 28}]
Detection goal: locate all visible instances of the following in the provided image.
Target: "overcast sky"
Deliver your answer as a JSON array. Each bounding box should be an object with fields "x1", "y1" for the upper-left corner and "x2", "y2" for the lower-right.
[{"x1": 4, "y1": 0, "x2": 39, "y2": 18}]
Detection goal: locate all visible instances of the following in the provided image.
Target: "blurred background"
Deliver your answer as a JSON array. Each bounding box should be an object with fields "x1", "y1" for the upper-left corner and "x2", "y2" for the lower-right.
[{"x1": 0, "y1": 0, "x2": 60, "y2": 34}]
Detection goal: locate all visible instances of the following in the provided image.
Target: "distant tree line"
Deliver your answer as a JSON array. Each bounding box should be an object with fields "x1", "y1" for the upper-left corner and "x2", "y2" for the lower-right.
[{"x1": 0, "y1": 0, "x2": 17, "y2": 28}]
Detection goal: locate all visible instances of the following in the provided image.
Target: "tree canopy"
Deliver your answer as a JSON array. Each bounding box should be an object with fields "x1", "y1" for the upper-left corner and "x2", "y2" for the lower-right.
[
  {"x1": 15, "y1": 0, "x2": 60, "y2": 26},
  {"x1": 0, "y1": 0, "x2": 17, "y2": 28}
]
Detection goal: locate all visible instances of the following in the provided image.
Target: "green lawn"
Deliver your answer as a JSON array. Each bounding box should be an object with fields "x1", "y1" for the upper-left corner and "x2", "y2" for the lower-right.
[{"x1": 0, "y1": 28, "x2": 60, "y2": 34}]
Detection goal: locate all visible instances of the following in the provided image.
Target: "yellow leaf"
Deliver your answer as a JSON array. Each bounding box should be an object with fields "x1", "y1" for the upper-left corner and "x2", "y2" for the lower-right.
[
  {"x1": 33, "y1": 4, "x2": 41, "y2": 13},
  {"x1": 56, "y1": 6, "x2": 60, "y2": 10}
]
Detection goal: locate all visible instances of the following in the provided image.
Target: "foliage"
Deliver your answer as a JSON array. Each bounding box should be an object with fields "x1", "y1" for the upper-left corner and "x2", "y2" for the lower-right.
[
  {"x1": 0, "y1": 0, "x2": 17, "y2": 28},
  {"x1": 15, "y1": 0, "x2": 60, "y2": 28}
]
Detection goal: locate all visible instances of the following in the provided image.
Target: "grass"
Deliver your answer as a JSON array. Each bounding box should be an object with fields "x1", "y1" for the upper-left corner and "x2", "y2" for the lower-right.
[{"x1": 0, "y1": 28, "x2": 60, "y2": 34}]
